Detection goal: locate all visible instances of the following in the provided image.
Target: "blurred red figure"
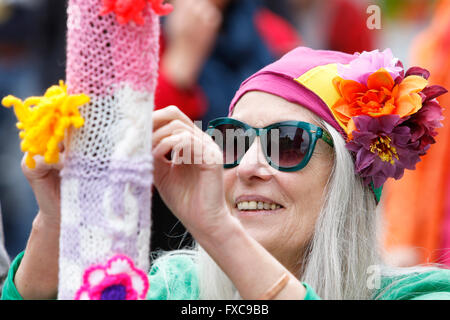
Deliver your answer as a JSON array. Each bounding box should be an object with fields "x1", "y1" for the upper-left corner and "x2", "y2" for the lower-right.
[
  {"x1": 383, "y1": 0, "x2": 450, "y2": 267},
  {"x1": 326, "y1": 0, "x2": 377, "y2": 53},
  {"x1": 286, "y1": 0, "x2": 377, "y2": 54},
  {"x1": 154, "y1": 0, "x2": 301, "y2": 121}
]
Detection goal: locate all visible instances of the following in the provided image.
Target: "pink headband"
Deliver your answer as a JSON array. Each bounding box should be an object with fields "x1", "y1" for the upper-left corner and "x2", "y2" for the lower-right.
[{"x1": 228, "y1": 47, "x2": 356, "y2": 137}]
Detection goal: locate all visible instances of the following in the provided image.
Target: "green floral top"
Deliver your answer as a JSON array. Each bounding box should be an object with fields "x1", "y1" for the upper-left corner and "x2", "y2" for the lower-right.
[{"x1": 2, "y1": 252, "x2": 450, "y2": 300}]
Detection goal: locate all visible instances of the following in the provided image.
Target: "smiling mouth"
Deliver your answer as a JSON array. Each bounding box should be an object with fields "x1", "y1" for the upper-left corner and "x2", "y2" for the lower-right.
[
  {"x1": 234, "y1": 194, "x2": 285, "y2": 216},
  {"x1": 236, "y1": 200, "x2": 282, "y2": 211},
  {"x1": 234, "y1": 200, "x2": 284, "y2": 217}
]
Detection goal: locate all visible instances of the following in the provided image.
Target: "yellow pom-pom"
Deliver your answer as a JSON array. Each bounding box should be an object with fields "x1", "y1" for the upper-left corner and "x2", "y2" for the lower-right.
[
  {"x1": 25, "y1": 154, "x2": 36, "y2": 169},
  {"x1": 1, "y1": 81, "x2": 90, "y2": 168}
]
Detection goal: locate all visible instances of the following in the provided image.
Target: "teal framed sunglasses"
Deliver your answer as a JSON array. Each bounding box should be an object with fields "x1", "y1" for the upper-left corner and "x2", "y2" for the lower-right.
[{"x1": 206, "y1": 117, "x2": 334, "y2": 172}]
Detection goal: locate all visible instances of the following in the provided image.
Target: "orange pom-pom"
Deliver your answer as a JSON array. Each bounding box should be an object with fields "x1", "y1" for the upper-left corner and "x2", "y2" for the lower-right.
[{"x1": 101, "y1": 0, "x2": 172, "y2": 25}]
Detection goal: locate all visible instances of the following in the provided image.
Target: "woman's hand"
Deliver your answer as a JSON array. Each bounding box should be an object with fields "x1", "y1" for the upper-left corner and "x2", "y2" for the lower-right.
[
  {"x1": 152, "y1": 105, "x2": 232, "y2": 239},
  {"x1": 14, "y1": 153, "x2": 63, "y2": 299},
  {"x1": 21, "y1": 154, "x2": 63, "y2": 226}
]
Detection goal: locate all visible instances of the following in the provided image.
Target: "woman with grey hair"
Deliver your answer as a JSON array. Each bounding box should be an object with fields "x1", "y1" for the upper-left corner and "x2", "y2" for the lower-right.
[{"x1": 2, "y1": 46, "x2": 450, "y2": 300}]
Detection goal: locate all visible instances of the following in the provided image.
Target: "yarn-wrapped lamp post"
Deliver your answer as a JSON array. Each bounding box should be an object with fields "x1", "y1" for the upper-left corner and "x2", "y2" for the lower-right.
[{"x1": 59, "y1": 0, "x2": 171, "y2": 300}]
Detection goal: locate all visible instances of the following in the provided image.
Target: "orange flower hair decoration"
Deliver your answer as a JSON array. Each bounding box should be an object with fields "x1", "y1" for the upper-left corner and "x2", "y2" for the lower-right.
[
  {"x1": 331, "y1": 49, "x2": 447, "y2": 188},
  {"x1": 1, "y1": 81, "x2": 89, "y2": 169}
]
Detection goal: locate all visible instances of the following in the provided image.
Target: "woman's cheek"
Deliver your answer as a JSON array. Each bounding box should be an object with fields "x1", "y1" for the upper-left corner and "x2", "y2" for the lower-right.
[{"x1": 223, "y1": 169, "x2": 236, "y2": 208}]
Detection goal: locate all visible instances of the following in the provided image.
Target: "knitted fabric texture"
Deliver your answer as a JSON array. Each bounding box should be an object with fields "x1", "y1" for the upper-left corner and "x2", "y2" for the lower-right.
[{"x1": 59, "y1": 0, "x2": 159, "y2": 299}]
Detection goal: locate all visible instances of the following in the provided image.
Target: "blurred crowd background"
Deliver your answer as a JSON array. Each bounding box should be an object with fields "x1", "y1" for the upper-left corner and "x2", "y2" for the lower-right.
[{"x1": 0, "y1": 0, "x2": 449, "y2": 270}]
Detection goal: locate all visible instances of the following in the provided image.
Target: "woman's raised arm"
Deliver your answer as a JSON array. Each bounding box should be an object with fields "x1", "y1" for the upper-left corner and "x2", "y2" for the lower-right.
[
  {"x1": 152, "y1": 106, "x2": 307, "y2": 300},
  {"x1": 14, "y1": 155, "x2": 62, "y2": 299}
]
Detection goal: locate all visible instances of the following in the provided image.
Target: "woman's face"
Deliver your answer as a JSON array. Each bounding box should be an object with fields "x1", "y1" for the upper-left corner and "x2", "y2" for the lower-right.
[{"x1": 223, "y1": 91, "x2": 334, "y2": 272}]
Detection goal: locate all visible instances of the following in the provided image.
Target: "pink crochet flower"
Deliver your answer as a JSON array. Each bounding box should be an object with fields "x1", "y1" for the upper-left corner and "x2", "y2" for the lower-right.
[
  {"x1": 101, "y1": 0, "x2": 172, "y2": 25},
  {"x1": 75, "y1": 255, "x2": 149, "y2": 300}
]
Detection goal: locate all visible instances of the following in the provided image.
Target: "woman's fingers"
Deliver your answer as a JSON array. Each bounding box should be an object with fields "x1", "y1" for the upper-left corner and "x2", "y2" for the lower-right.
[
  {"x1": 58, "y1": 141, "x2": 65, "y2": 153},
  {"x1": 153, "y1": 128, "x2": 222, "y2": 167},
  {"x1": 153, "y1": 130, "x2": 192, "y2": 162},
  {"x1": 202, "y1": 138, "x2": 223, "y2": 166},
  {"x1": 152, "y1": 105, "x2": 210, "y2": 164},
  {"x1": 152, "y1": 118, "x2": 195, "y2": 150},
  {"x1": 20, "y1": 152, "x2": 62, "y2": 221},
  {"x1": 21, "y1": 154, "x2": 62, "y2": 182},
  {"x1": 152, "y1": 105, "x2": 195, "y2": 133}
]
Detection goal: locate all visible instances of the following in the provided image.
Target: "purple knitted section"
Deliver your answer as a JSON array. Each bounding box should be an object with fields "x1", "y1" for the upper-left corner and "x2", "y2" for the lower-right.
[
  {"x1": 61, "y1": 156, "x2": 153, "y2": 187},
  {"x1": 61, "y1": 178, "x2": 151, "y2": 243},
  {"x1": 58, "y1": 156, "x2": 152, "y2": 299},
  {"x1": 58, "y1": 225, "x2": 81, "y2": 262}
]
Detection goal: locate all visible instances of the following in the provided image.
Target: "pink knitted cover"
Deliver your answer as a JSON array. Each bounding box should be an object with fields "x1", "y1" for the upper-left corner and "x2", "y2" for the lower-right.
[{"x1": 59, "y1": 0, "x2": 159, "y2": 299}]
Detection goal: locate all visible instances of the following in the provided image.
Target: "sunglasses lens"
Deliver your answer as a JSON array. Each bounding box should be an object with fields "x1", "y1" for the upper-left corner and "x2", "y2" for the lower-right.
[
  {"x1": 267, "y1": 126, "x2": 310, "y2": 168},
  {"x1": 208, "y1": 120, "x2": 313, "y2": 170},
  {"x1": 209, "y1": 124, "x2": 253, "y2": 165}
]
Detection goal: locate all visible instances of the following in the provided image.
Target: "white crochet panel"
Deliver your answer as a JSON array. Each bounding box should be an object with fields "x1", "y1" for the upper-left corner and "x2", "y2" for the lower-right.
[{"x1": 58, "y1": 0, "x2": 159, "y2": 300}]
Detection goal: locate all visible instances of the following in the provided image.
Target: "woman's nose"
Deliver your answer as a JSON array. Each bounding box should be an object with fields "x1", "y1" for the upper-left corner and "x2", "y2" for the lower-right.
[{"x1": 236, "y1": 137, "x2": 274, "y2": 182}]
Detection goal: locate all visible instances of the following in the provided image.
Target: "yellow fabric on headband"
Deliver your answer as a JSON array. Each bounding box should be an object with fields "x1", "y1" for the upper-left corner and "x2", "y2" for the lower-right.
[
  {"x1": 294, "y1": 63, "x2": 346, "y2": 130},
  {"x1": 294, "y1": 63, "x2": 384, "y2": 202}
]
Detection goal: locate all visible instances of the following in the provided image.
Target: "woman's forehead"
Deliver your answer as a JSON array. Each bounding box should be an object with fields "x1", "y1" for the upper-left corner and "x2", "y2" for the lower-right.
[{"x1": 231, "y1": 91, "x2": 319, "y2": 127}]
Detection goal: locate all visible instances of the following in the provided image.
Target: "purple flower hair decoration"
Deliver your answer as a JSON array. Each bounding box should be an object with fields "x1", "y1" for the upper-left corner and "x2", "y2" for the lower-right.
[
  {"x1": 398, "y1": 67, "x2": 447, "y2": 155},
  {"x1": 346, "y1": 115, "x2": 421, "y2": 188}
]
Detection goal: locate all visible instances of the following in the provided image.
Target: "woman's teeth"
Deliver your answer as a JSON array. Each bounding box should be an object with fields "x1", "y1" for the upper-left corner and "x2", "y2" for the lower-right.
[{"x1": 237, "y1": 201, "x2": 281, "y2": 211}]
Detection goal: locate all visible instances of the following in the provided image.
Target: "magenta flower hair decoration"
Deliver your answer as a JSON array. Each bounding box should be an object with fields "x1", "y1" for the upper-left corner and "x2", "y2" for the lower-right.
[
  {"x1": 332, "y1": 51, "x2": 448, "y2": 190},
  {"x1": 75, "y1": 255, "x2": 150, "y2": 300}
]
